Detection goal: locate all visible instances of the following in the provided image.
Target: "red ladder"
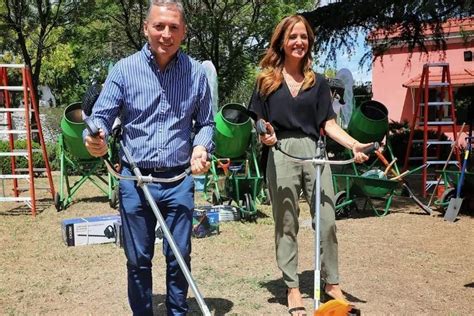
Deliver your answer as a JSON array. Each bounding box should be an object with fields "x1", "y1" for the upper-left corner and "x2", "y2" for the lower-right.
[
  {"x1": 403, "y1": 62, "x2": 461, "y2": 197},
  {"x1": 0, "y1": 64, "x2": 55, "y2": 216}
]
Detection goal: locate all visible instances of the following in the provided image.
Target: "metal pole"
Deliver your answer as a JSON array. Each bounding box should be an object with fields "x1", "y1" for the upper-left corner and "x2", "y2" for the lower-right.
[
  {"x1": 313, "y1": 162, "x2": 322, "y2": 311},
  {"x1": 313, "y1": 138, "x2": 325, "y2": 311}
]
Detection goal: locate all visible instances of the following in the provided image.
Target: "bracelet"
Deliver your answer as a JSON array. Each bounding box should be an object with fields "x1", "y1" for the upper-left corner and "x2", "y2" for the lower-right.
[{"x1": 350, "y1": 141, "x2": 358, "y2": 150}]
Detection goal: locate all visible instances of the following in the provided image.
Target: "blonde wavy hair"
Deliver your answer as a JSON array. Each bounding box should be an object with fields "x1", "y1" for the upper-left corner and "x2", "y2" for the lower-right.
[{"x1": 256, "y1": 15, "x2": 315, "y2": 97}]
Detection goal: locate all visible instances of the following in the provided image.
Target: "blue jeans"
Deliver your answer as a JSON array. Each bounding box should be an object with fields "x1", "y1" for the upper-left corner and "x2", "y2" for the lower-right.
[{"x1": 119, "y1": 166, "x2": 194, "y2": 316}]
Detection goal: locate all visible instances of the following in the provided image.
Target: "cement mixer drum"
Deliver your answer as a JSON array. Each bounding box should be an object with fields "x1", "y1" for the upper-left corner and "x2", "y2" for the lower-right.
[
  {"x1": 213, "y1": 103, "x2": 252, "y2": 158},
  {"x1": 60, "y1": 102, "x2": 94, "y2": 160}
]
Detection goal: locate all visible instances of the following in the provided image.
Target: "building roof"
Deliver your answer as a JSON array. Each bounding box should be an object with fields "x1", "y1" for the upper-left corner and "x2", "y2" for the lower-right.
[
  {"x1": 403, "y1": 69, "x2": 474, "y2": 88},
  {"x1": 369, "y1": 16, "x2": 474, "y2": 44}
]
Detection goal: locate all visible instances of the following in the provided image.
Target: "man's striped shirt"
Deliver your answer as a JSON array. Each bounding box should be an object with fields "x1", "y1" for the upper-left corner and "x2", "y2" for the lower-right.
[{"x1": 87, "y1": 44, "x2": 215, "y2": 169}]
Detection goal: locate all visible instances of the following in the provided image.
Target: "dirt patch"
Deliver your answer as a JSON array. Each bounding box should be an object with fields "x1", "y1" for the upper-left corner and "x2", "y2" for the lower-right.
[{"x1": 0, "y1": 175, "x2": 473, "y2": 315}]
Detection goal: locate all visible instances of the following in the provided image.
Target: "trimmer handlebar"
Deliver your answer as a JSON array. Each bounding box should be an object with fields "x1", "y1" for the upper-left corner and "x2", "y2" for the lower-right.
[
  {"x1": 255, "y1": 119, "x2": 380, "y2": 160},
  {"x1": 256, "y1": 119, "x2": 379, "y2": 158}
]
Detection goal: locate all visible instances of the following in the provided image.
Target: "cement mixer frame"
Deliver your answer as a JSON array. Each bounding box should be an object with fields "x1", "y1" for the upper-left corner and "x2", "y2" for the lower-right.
[
  {"x1": 203, "y1": 103, "x2": 266, "y2": 221},
  {"x1": 54, "y1": 102, "x2": 119, "y2": 211},
  {"x1": 332, "y1": 156, "x2": 426, "y2": 217},
  {"x1": 204, "y1": 146, "x2": 264, "y2": 221}
]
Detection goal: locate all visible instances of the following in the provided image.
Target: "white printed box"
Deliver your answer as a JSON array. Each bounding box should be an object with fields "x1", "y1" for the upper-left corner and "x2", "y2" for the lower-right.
[{"x1": 62, "y1": 215, "x2": 121, "y2": 246}]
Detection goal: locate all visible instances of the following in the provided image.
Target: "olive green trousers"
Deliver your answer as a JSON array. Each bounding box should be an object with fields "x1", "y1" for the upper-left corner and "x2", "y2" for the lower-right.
[{"x1": 266, "y1": 132, "x2": 339, "y2": 288}]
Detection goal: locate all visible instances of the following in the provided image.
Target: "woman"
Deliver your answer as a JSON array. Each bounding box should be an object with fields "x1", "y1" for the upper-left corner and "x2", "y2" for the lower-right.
[{"x1": 249, "y1": 15, "x2": 372, "y2": 315}]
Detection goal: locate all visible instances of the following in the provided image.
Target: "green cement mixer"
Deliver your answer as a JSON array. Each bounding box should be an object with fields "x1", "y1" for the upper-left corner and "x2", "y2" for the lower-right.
[
  {"x1": 55, "y1": 102, "x2": 118, "y2": 211},
  {"x1": 347, "y1": 100, "x2": 389, "y2": 144},
  {"x1": 204, "y1": 103, "x2": 267, "y2": 221}
]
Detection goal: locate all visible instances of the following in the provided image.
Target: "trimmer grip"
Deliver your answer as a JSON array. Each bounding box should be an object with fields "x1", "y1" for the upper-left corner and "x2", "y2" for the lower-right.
[
  {"x1": 83, "y1": 117, "x2": 109, "y2": 160},
  {"x1": 256, "y1": 119, "x2": 268, "y2": 136},
  {"x1": 362, "y1": 142, "x2": 380, "y2": 155},
  {"x1": 84, "y1": 117, "x2": 100, "y2": 137}
]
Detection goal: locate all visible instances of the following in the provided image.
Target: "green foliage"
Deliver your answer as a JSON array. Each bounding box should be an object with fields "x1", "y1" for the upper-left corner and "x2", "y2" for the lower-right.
[
  {"x1": 0, "y1": 140, "x2": 58, "y2": 174},
  {"x1": 182, "y1": 0, "x2": 314, "y2": 103},
  {"x1": 353, "y1": 82, "x2": 373, "y2": 108},
  {"x1": 40, "y1": 42, "x2": 76, "y2": 105},
  {"x1": 44, "y1": 0, "x2": 314, "y2": 106},
  {"x1": 222, "y1": 65, "x2": 258, "y2": 106},
  {"x1": 97, "y1": 0, "x2": 147, "y2": 51},
  {"x1": 0, "y1": 0, "x2": 101, "y2": 106},
  {"x1": 323, "y1": 68, "x2": 337, "y2": 79},
  {"x1": 39, "y1": 0, "x2": 142, "y2": 106},
  {"x1": 459, "y1": 25, "x2": 474, "y2": 47},
  {"x1": 454, "y1": 86, "x2": 474, "y2": 125}
]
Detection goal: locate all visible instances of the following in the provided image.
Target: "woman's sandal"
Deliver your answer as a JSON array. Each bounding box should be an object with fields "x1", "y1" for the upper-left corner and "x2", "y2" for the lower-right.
[
  {"x1": 287, "y1": 289, "x2": 307, "y2": 316},
  {"x1": 288, "y1": 306, "x2": 307, "y2": 316}
]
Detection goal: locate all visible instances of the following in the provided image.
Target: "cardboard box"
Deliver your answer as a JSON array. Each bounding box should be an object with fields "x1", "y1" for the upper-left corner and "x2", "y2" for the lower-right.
[
  {"x1": 61, "y1": 215, "x2": 120, "y2": 247},
  {"x1": 192, "y1": 208, "x2": 219, "y2": 238},
  {"x1": 114, "y1": 219, "x2": 163, "y2": 248}
]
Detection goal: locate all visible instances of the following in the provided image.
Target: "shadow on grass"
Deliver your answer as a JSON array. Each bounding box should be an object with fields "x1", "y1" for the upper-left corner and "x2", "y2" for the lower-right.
[
  {"x1": 54, "y1": 195, "x2": 118, "y2": 212},
  {"x1": 152, "y1": 293, "x2": 233, "y2": 315},
  {"x1": 0, "y1": 198, "x2": 52, "y2": 216},
  {"x1": 336, "y1": 196, "x2": 391, "y2": 220},
  {"x1": 68, "y1": 195, "x2": 111, "y2": 204}
]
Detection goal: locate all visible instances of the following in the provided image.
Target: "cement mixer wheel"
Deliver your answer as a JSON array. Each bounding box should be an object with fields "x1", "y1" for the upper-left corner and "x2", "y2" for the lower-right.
[
  {"x1": 212, "y1": 191, "x2": 222, "y2": 205},
  {"x1": 54, "y1": 193, "x2": 63, "y2": 212},
  {"x1": 243, "y1": 193, "x2": 257, "y2": 222},
  {"x1": 439, "y1": 187, "x2": 456, "y2": 214},
  {"x1": 334, "y1": 191, "x2": 354, "y2": 219},
  {"x1": 260, "y1": 188, "x2": 271, "y2": 205}
]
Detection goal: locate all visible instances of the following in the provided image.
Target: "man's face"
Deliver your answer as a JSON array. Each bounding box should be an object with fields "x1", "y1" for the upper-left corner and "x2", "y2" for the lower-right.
[{"x1": 144, "y1": 5, "x2": 186, "y2": 62}]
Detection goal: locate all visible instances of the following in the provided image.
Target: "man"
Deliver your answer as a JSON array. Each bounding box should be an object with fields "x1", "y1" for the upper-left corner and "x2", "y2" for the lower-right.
[{"x1": 84, "y1": 1, "x2": 214, "y2": 315}]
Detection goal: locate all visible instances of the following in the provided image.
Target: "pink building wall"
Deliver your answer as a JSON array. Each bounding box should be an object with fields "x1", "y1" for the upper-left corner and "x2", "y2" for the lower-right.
[{"x1": 371, "y1": 18, "x2": 474, "y2": 123}]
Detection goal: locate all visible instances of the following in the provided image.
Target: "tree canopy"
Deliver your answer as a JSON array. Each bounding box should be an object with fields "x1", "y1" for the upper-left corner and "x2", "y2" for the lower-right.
[
  {"x1": 0, "y1": 0, "x2": 95, "y2": 97},
  {"x1": 1, "y1": 0, "x2": 472, "y2": 107}
]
